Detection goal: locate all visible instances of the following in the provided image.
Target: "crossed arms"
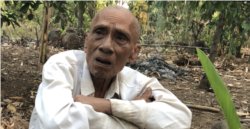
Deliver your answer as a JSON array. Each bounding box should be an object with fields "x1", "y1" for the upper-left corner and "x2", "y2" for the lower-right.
[{"x1": 33, "y1": 62, "x2": 192, "y2": 129}]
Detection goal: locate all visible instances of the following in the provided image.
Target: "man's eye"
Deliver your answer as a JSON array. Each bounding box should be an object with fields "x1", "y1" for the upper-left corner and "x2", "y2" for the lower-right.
[
  {"x1": 117, "y1": 36, "x2": 126, "y2": 41},
  {"x1": 96, "y1": 30, "x2": 103, "y2": 35}
]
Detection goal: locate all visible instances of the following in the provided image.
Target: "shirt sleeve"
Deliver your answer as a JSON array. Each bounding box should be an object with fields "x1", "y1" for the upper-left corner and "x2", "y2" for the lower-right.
[
  {"x1": 110, "y1": 78, "x2": 192, "y2": 129},
  {"x1": 33, "y1": 61, "x2": 139, "y2": 129}
]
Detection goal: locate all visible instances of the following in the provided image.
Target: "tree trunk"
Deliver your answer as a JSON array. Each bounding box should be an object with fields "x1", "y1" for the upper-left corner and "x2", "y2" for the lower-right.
[
  {"x1": 199, "y1": 12, "x2": 225, "y2": 90},
  {"x1": 248, "y1": 55, "x2": 250, "y2": 64},
  {"x1": 167, "y1": 30, "x2": 175, "y2": 45},
  {"x1": 35, "y1": 27, "x2": 39, "y2": 50},
  {"x1": 77, "y1": 2, "x2": 84, "y2": 47},
  {"x1": 235, "y1": 45, "x2": 242, "y2": 58},
  {"x1": 39, "y1": 2, "x2": 50, "y2": 64}
]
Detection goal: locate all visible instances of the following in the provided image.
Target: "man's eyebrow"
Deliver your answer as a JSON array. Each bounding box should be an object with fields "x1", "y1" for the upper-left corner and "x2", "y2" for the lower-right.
[{"x1": 92, "y1": 25, "x2": 108, "y2": 31}]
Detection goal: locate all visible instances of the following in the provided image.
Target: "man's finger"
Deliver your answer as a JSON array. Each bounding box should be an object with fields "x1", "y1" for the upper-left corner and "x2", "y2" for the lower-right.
[{"x1": 141, "y1": 87, "x2": 152, "y2": 98}]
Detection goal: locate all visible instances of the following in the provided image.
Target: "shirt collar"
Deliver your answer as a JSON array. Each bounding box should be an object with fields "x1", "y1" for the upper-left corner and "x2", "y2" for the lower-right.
[
  {"x1": 104, "y1": 74, "x2": 120, "y2": 99},
  {"x1": 80, "y1": 60, "x2": 120, "y2": 98},
  {"x1": 80, "y1": 60, "x2": 95, "y2": 96}
]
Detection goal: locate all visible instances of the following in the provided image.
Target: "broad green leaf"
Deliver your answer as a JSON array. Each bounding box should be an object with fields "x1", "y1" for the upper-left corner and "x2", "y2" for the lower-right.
[
  {"x1": 13, "y1": 20, "x2": 20, "y2": 27},
  {"x1": 241, "y1": 21, "x2": 250, "y2": 31},
  {"x1": 55, "y1": 15, "x2": 61, "y2": 23},
  {"x1": 33, "y1": 1, "x2": 42, "y2": 11},
  {"x1": 27, "y1": 14, "x2": 34, "y2": 21},
  {"x1": 11, "y1": 21, "x2": 16, "y2": 29},
  {"x1": 147, "y1": 1, "x2": 154, "y2": 6},
  {"x1": 196, "y1": 48, "x2": 241, "y2": 129},
  {"x1": 52, "y1": 3, "x2": 57, "y2": 9},
  {"x1": 20, "y1": 3, "x2": 29, "y2": 13},
  {"x1": 233, "y1": 10, "x2": 237, "y2": 17},
  {"x1": 13, "y1": 0, "x2": 19, "y2": 5},
  {"x1": 0, "y1": 16, "x2": 6, "y2": 28},
  {"x1": 61, "y1": 19, "x2": 65, "y2": 30}
]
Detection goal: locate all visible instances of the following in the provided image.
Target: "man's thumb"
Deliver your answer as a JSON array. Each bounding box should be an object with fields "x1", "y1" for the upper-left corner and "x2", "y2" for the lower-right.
[{"x1": 141, "y1": 87, "x2": 152, "y2": 98}]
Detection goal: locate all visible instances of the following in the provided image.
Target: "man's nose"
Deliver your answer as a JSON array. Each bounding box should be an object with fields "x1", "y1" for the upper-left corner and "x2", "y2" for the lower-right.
[{"x1": 99, "y1": 36, "x2": 114, "y2": 54}]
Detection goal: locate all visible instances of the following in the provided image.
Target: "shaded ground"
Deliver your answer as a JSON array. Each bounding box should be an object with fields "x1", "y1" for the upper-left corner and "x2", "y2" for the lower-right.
[{"x1": 1, "y1": 44, "x2": 250, "y2": 129}]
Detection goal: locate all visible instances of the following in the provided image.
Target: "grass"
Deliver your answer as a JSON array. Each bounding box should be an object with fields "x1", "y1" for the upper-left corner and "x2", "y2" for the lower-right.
[{"x1": 1, "y1": 22, "x2": 41, "y2": 42}]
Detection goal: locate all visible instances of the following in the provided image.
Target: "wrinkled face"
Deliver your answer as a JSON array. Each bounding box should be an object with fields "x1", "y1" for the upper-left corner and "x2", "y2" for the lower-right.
[{"x1": 85, "y1": 7, "x2": 140, "y2": 79}]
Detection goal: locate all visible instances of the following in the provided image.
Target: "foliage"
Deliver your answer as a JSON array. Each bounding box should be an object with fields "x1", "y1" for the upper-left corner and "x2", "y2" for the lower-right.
[
  {"x1": 57, "y1": 28, "x2": 66, "y2": 35},
  {"x1": 197, "y1": 48, "x2": 242, "y2": 129},
  {"x1": 1, "y1": 1, "x2": 74, "y2": 30},
  {"x1": 130, "y1": 1, "x2": 148, "y2": 28},
  {"x1": 1, "y1": 1, "x2": 42, "y2": 28},
  {"x1": 196, "y1": 1, "x2": 250, "y2": 55}
]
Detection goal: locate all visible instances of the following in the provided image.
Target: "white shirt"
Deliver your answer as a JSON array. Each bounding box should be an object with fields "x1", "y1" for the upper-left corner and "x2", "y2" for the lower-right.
[{"x1": 29, "y1": 50, "x2": 192, "y2": 129}]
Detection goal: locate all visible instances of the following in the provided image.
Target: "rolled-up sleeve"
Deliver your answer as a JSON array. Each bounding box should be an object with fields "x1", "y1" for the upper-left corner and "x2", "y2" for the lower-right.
[
  {"x1": 110, "y1": 78, "x2": 192, "y2": 129},
  {"x1": 31, "y1": 61, "x2": 138, "y2": 129}
]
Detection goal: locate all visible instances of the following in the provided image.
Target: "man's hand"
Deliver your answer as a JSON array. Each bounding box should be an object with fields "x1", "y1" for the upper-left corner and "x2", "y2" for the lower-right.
[
  {"x1": 133, "y1": 87, "x2": 154, "y2": 103},
  {"x1": 74, "y1": 95, "x2": 112, "y2": 115}
]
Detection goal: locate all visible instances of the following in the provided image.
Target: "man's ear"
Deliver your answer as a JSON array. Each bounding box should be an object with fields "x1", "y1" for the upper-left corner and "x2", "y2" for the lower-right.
[
  {"x1": 84, "y1": 33, "x2": 89, "y2": 52},
  {"x1": 129, "y1": 43, "x2": 141, "y2": 63}
]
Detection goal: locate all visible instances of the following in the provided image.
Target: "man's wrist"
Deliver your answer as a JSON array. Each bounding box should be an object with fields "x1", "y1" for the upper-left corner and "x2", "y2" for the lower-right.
[{"x1": 106, "y1": 99, "x2": 112, "y2": 115}]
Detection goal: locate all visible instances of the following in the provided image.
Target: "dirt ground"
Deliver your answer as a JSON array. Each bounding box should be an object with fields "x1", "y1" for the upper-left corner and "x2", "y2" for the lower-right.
[{"x1": 1, "y1": 43, "x2": 250, "y2": 129}]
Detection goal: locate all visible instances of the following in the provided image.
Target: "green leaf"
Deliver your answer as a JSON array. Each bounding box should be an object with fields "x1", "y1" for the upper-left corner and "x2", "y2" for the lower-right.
[
  {"x1": 11, "y1": 22, "x2": 16, "y2": 29},
  {"x1": 55, "y1": 15, "x2": 61, "y2": 23},
  {"x1": 196, "y1": 48, "x2": 241, "y2": 129},
  {"x1": 148, "y1": 0, "x2": 154, "y2": 5},
  {"x1": 33, "y1": 1, "x2": 42, "y2": 11},
  {"x1": 0, "y1": 16, "x2": 8, "y2": 27},
  {"x1": 27, "y1": 14, "x2": 34, "y2": 21},
  {"x1": 52, "y1": 3, "x2": 57, "y2": 9},
  {"x1": 13, "y1": 21, "x2": 20, "y2": 27},
  {"x1": 13, "y1": 1, "x2": 18, "y2": 6},
  {"x1": 20, "y1": 3, "x2": 30, "y2": 13},
  {"x1": 241, "y1": 21, "x2": 250, "y2": 31},
  {"x1": 61, "y1": 19, "x2": 65, "y2": 30},
  {"x1": 233, "y1": 10, "x2": 237, "y2": 17}
]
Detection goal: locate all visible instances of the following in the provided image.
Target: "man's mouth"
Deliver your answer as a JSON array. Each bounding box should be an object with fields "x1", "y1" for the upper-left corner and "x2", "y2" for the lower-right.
[{"x1": 96, "y1": 57, "x2": 111, "y2": 66}]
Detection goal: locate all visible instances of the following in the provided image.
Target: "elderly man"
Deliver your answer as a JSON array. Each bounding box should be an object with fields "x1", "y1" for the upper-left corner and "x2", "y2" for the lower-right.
[{"x1": 29, "y1": 6, "x2": 192, "y2": 129}]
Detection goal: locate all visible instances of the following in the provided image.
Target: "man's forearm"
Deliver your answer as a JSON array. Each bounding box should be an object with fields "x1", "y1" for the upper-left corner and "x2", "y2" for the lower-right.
[
  {"x1": 74, "y1": 95, "x2": 112, "y2": 115},
  {"x1": 109, "y1": 99, "x2": 148, "y2": 129}
]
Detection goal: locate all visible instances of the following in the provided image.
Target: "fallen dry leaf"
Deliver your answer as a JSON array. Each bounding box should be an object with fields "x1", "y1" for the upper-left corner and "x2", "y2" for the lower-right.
[
  {"x1": 175, "y1": 87, "x2": 190, "y2": 90},
  {"x1": 241, "y1": 100, "x2": 248, "y2": 104},
  {"x1": 165, "y1": 61, "x2": 173, "y2": 65},
  {"x1": 233, "y1": 72, "x2": 241, "y2": 76},
  {"x1": 235, "y1": 82, "x2": 241, "y2": 85},
  {"x1": 237, "y1": 112, "x2": 249, "y2": 116},
  {"x1": 227, "y1": 84, "x2": 243, "y2": 88},
  {"x1": 9, "y1": 97, "x2": 25, "y2": 101},
  {"x1": 7, "y1": 104, "x2": 16, "y2": 112},
  {"x1": 1, "y1": 90, "x2": 6, "y2": 97},
  {"x1": 1, "y1": 121, "x2": 14, "y2": 129}
]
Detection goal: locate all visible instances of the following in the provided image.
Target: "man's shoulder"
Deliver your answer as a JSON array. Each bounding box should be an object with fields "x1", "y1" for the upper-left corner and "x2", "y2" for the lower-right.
[
  {"x1": 47, "y1": 50, "x2": 86, "y2": 65},
  {"x1": 119, "y1": 66, "x2": 151, "y2": 85}
]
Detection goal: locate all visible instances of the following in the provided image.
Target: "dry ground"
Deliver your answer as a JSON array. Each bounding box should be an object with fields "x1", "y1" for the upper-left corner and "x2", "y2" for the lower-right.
[{"x1": 1, "y1": 44, "x2": 250, "y2": 129}]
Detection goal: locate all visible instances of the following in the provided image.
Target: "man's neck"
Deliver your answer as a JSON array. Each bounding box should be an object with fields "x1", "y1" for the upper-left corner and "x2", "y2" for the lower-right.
[{"x1": 91, "y1": 74, "x2": 115, "y2": 98}]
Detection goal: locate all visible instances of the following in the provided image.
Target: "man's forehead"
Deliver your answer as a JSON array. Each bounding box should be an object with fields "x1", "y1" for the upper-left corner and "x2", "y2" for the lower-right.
[{"x1": 91, "y1": 7, "x2": 136, "y2": 28}]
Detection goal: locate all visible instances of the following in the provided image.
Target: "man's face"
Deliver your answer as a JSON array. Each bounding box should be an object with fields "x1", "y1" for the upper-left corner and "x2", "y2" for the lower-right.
[{"x1": 85, "y1": 8, "x2": 140, "y2": 79}]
